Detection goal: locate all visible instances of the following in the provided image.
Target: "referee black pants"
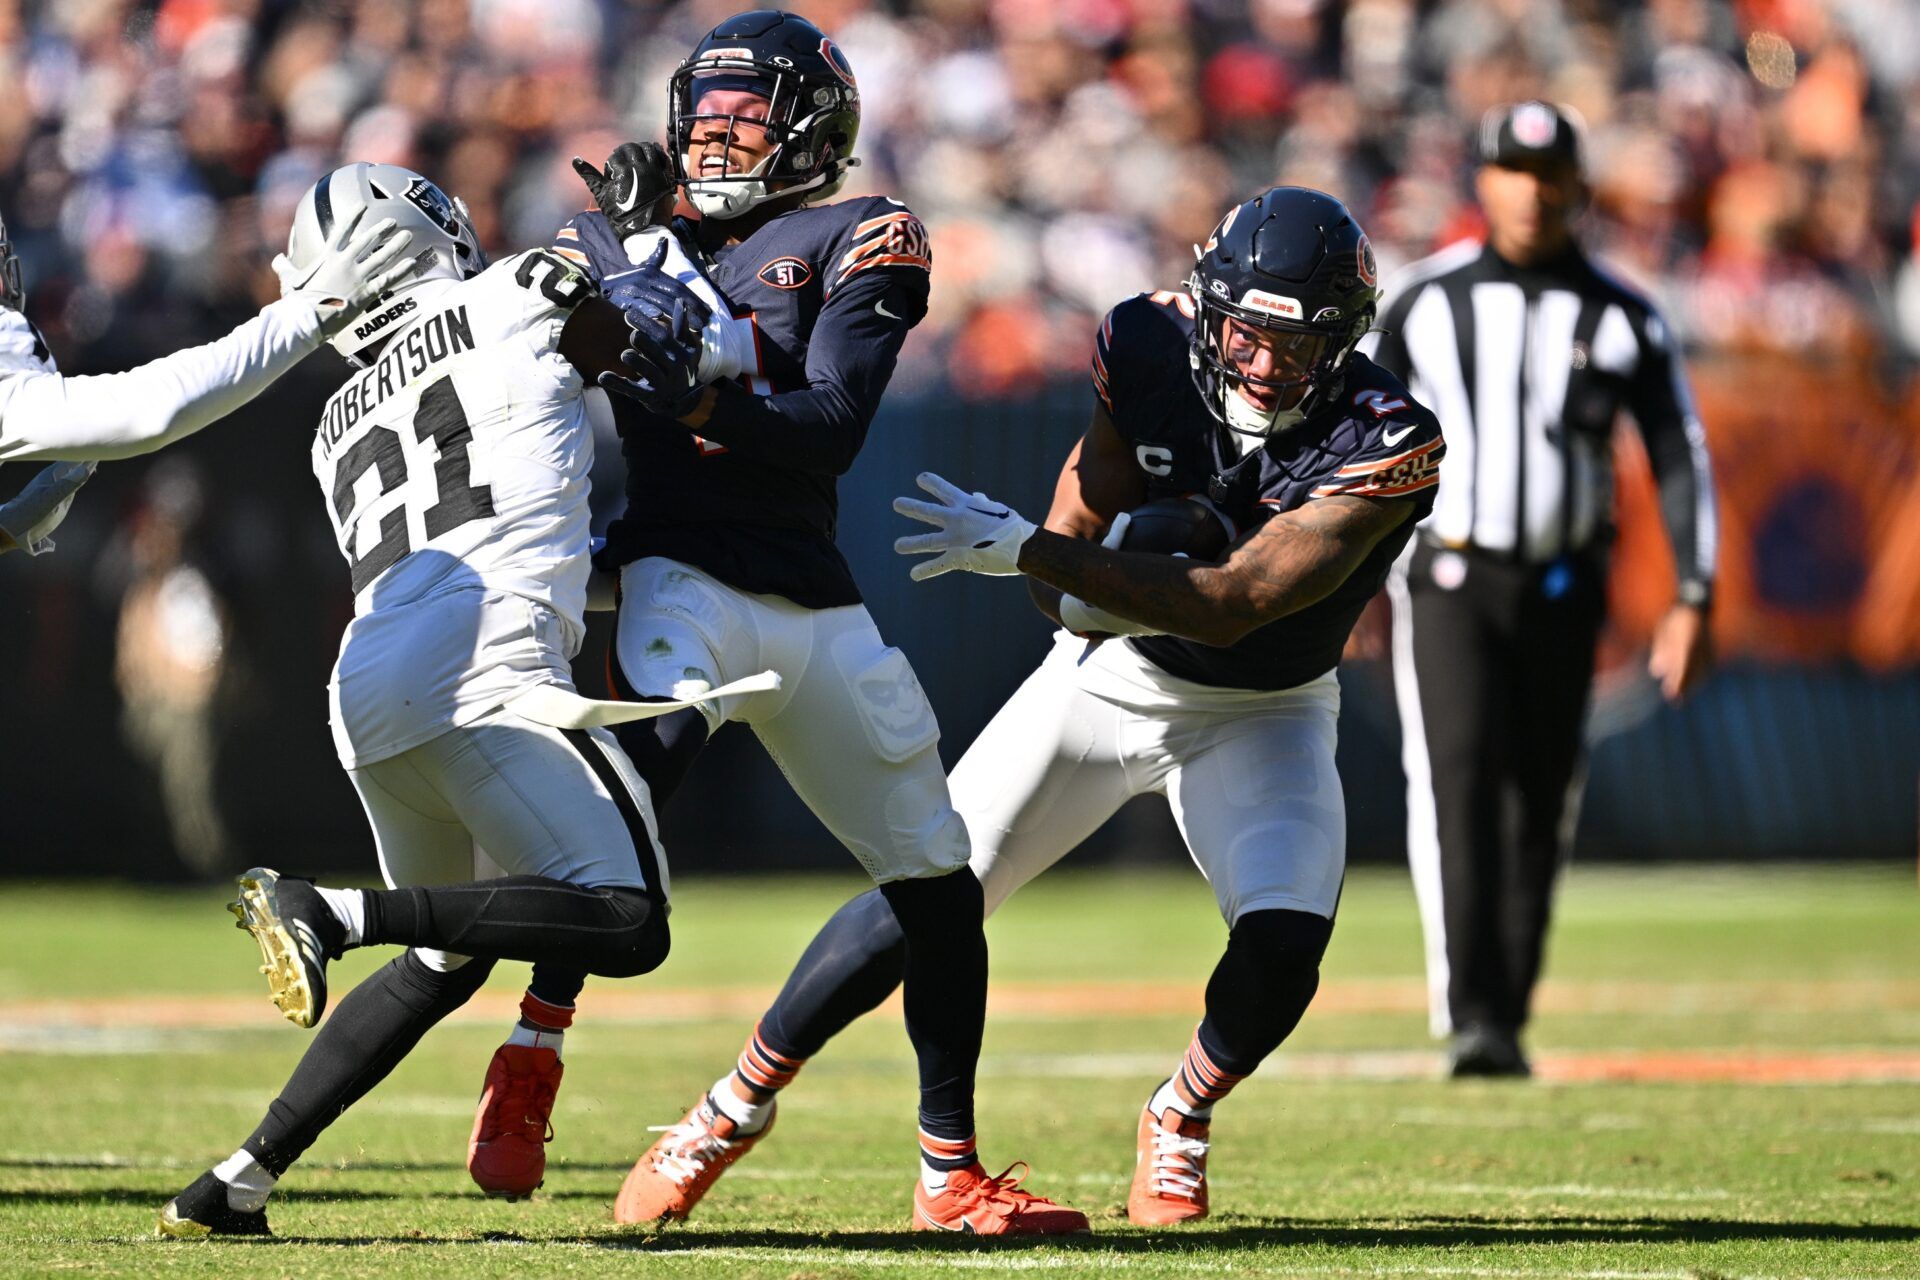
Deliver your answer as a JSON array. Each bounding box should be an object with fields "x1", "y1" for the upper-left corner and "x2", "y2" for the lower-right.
[{"x1": 1387, "y1": 541, "x2": 1606, "y2": 1037}]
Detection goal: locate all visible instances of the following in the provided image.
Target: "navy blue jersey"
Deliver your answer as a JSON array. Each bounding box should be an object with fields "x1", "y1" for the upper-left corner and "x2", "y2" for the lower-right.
[
  {"x1": 555, "y1": 196, "x2": 931, "y2": 608},
  {"x1": 1093, "y1": 291, "x2": 1445, "y2": 691}
]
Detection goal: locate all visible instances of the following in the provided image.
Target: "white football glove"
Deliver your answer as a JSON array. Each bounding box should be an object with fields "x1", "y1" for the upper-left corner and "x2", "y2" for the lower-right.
[
  {"x1": 1057, "y1": 512, "x2": 1166, "y2": 637},
  {"x1": 0, "y1": 460, "x2": 96, "y2": 556},
  {"x1": 272, "y1": 213, "x2": 420, "y2": 338},
  {"x1": 893, "y1": 472, "x2": 1037, "y2": 581}
]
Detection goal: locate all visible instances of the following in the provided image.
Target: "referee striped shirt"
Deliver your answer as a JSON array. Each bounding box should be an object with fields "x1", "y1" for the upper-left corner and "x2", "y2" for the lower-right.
[{"x1": 1360, "y1": 241, "x2": 1716, "y2": 591}]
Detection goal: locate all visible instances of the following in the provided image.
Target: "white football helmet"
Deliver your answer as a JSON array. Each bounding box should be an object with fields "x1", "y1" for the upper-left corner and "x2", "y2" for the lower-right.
[
  {"x1": 284, "y1": 163, "x2": 484, "y2": 365},
  {"x1": 0, "y1": 210, "x2": 24, "y2": 312}
]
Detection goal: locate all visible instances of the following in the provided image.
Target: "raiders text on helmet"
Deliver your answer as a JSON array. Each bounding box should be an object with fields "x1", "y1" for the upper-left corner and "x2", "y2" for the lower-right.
[
  {"x1": 1187, "y1": 187, "x2": 1380, "y2": 438},
  {"x1": 287, "y1": 163, "x2": 485, "y2": 366},
  {"x1": 670, "y1": 10, "x2": 861, "y2": 220}
]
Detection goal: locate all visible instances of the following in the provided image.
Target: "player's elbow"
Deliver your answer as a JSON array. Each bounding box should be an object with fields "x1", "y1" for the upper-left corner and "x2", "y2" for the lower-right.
[{"x1": 1187, "y1": 614, "x2": 1257, "y2": 647}]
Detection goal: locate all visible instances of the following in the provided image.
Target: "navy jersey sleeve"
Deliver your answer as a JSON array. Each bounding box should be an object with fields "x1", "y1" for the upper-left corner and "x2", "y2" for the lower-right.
[
  {"x1": 1094, "y1": 291, "x2": 1194, "y2": 441},
  {"x1": 1308, "y1": 382, "x2": 1445, "y2": 502},
  {"x1": 548, "y1": 210, "x2": 637, "y2": 289},
  {"x1": 682, "y1": 201, "x2": 931, "y2": 476}
]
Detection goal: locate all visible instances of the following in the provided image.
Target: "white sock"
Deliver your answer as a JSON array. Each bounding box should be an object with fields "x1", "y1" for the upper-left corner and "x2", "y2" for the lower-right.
[
  {"x1": 1151, "y1": 1078, "x2": 1212, "y2": 1123},
  {"x1": 706, "y1": 1075, "x2": 773, "y2": 1135},
  {"x1": 212, "y1": 1148, "x2": 276, "y2": 1213},
  {"x1": 506, "y1": 1022, "x2": 564, "y2": 1058},
  {"x1": 920, "y1": 1162, "x2": 951, "y2": 1192},
  {"x1": 313, "y1": 887, "x2": 365, "y2": 947}
]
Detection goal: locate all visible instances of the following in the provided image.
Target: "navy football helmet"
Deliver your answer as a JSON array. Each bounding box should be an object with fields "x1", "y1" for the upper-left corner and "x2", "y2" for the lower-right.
[
  {"x1": 670, "y1": 10, "x2": 861, "y2": 220},
  {"x1": 1187, "y1": 187, "x2": 1379, "y2": 437}
]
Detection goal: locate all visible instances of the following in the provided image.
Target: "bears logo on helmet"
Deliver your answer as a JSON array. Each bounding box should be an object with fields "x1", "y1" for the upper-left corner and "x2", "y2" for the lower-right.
[{"x1": 820, "y1": 37, "x2": 856, "y2": 87}]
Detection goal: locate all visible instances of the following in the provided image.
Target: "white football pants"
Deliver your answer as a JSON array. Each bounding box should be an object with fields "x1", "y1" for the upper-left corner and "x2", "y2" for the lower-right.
[
  {"x1": 957, "y1": 632, "x2": 1347, "y2": 925},
  {"x1": 613, "y1": 557, "x2": 970, "y2": 884},
  {"x1": 348, "y1": 702, "x2": 666, "y2": 902}
]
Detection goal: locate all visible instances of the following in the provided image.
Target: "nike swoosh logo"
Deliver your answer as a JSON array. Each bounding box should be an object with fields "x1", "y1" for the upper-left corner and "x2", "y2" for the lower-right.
[
  {"x1": 619, "y1": 171, "x2": 641, "y2": 212},
  {"x1": 1381, "y1": 423, "x2": 1418, "y2": 447},
  {"x1": 968, "y1": 504, "x2": 1011, "y2": 519},
  {"x1": 875, "y1": 298, "x2": 900, "y2": 320}
]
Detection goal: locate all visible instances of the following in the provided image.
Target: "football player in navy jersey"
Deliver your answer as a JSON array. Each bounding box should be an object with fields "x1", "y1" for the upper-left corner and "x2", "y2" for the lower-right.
[
  {"x1": 626, "y1": 186, "x2": 1446, "y2": 1226},
  {"x1": 461, "y1": 9, "x2": 1087, "y2": 1236}
]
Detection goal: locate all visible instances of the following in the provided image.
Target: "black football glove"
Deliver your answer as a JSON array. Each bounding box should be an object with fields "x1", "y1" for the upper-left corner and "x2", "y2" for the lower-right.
[
  {"x1": 571, "y1": 142, "x2": 676, "y2": 239},
  {"x1": 598, "y1": 244, "x2": 712, "y2": 414}
]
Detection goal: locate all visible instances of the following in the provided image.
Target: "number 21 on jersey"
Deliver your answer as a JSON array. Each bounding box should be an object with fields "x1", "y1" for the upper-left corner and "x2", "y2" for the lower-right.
[{"x1": 329, "y1": 376, "x2": 494, "y2": 592}]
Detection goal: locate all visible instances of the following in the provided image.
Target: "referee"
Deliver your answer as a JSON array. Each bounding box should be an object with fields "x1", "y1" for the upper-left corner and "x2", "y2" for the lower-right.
[{"x1": 1363, "y1": 102, "x2": 1717, "y2": 1077}]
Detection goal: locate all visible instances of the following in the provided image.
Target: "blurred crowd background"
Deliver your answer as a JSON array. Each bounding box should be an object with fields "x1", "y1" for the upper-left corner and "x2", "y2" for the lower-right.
[
  {"x1": 6, "y1": 0, "x2": 1920, "y2": 387},
  {"x1": 1, "y1": 0, "x2": 1917, "y2": 877}
]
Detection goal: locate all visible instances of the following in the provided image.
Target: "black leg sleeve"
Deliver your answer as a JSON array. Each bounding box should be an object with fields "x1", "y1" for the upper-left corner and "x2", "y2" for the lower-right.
[
  {"x1": 880, "y1": 869, "x2": 987, "y2": 1145},
  {"x1": 1196, "y1": 909, "x2": 1334, "y2": 1074},
  {"x1": 758, "y1": 887, "x2": 908, "y2": 1061},
  {"x1": 243, "y1": 951, "x2": 495, "y2": 1176},
  {"x1": 361, "y1": 879, "x2": 669, "y2": 979}
]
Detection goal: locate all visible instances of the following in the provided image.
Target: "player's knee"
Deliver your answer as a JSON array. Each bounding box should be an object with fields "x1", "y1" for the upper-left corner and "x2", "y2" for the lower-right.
[
  {"x1": 1226, "y1": 908, "x2": 1333, "y2": 989},
  {"x1": 412, "y1": 948, "x2": 475, "y2": 973},
  {"x1": 580, "y1": 886, "x2": 671, "y2": 979},
  {"x1": 878, "y1": 866, "x2": 984, "y2": 943},
  {"x1": 880, "y1": 769, "x2": 970, "y2": 877},
  {"x1": 396, "y1": 948, "x2": 496, "y2": 1008}
]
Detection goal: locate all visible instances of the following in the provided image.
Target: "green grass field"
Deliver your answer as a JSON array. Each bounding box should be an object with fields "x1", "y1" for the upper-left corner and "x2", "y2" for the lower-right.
[{"x1": 2, "y1": 863, "x2": 1917, "y2": 1278}]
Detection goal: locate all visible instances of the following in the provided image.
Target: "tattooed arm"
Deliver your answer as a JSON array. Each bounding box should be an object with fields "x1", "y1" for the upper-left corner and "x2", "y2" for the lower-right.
[{"x1": 1014, "y1": 494, "x2": 1417, "y2": 647}]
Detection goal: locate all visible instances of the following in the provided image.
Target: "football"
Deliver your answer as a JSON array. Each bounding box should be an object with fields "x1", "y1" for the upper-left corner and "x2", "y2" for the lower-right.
[{"x1": 1118, "y1": 496, "x2": 1233, "y2": 561}]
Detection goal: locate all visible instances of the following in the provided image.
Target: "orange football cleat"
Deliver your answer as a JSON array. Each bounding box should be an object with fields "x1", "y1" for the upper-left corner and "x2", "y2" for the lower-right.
[
  {"x1": 1127, "y1": 1098, "x2": 1210, "y2": 1225},
  {"x1": 613, "y1": 1096, "x2": 774, "y2": 1224},
  {"x1": 913, "y1": 1163, "x2": 1090, "y2": 1235},
  {"x1": 468, "y1": 1044, "x2": 563, "y2": 1199}
]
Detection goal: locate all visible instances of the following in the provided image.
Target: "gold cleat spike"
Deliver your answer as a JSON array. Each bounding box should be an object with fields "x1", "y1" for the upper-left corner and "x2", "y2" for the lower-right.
[
  {"x1": 230, "y1": 867, "x2": 322, "y2": 1029},
  {"x1": 156, "y1": 1205, "x2": 213, "y2": 1239}
]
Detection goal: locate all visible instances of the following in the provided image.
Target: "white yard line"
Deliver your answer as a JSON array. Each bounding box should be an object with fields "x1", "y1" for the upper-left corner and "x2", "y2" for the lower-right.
[{"x1": 489, "y1": 1241, "x2": 1880, "y2": 1280}]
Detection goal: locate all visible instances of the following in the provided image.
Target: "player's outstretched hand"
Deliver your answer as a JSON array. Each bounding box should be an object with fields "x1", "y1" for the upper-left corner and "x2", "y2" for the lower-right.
[
  {"x1": 272, "y1": 212, "x2": 419, "y2": 336},
  {"x1": 573, "y1": 143, "x2": 677, "y2": 239},
  {"x1": 0, "y1": 460, "x2": 96, "y2": 556},
  {"x1": 893, "y1": 472, "x2": 1038, "y2": 581}
]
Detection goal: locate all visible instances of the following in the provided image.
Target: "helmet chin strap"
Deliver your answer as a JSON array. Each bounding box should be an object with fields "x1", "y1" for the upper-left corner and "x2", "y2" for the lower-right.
[
  {"x1": 1223, "y1": 387, "x2": 1307, "y2": 439},
  {"x1": 687, "y1": 152, "x2": 840, "y2": 221}
]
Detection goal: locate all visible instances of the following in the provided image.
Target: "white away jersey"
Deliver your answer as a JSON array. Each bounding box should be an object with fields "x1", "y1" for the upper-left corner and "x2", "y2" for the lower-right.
[
  {"x1": 0, "y1": 309, "x2": 55, "y2": 480},
  {"x1": 0, "y1": 308, "x2": 56, "y2": 380},
  {"x1": 314, "y1": 249, "x2": 596, "y2": 767}
]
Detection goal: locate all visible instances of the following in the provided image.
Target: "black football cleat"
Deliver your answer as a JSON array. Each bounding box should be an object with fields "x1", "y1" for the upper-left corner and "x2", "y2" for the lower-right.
[
  {"x1": 157, "y1": 1171, "x2": 272, "y2": 1239},
  {"x1": 1447, "y1": 1024, "x2": 1532, "y2": 1079},
  {"x1": 230, "y1": 867, "x2": 344, "y2": 1028}
]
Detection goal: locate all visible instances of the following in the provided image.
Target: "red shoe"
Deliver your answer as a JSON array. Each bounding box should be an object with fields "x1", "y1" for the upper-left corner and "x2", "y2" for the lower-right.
[
  {"x1": 913, "y1": 1163, "x2": 1090, "y2": 1235},
  {"x1": 468, "y1": 1044, "x2": 563, "y2": 1199},
  {"x1": 614, "y1": 1096, "x2": 775, "y2": 1224},
  {"x1": 1127, "y1": 1094, "x2": 1210, "y2": 1224}
]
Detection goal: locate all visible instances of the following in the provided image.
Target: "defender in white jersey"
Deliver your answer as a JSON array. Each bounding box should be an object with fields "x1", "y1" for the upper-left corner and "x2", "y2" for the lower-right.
[
  {"x1": 0, "y1": 206, "x2": 417, "y2": 554},
  {"x1": 159, "y1": 163, "x2": 704, "y2": 1239}
]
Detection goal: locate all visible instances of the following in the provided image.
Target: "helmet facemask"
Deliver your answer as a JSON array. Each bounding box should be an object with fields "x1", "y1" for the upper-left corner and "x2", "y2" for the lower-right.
[
  {"x1": 0, "y1": 213, "x2": 24, "y2": 312},
  {"x1": 1188, "y1": 281, "x2": 1367, "y2": 439},
  {"x1": 670, "y1": 57, "x2": 855, "y2": 220}
]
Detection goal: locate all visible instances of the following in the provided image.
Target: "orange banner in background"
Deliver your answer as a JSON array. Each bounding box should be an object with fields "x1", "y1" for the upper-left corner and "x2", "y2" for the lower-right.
[{"x1": 1610, "y1": 357, "x2": 1920, "y2": 668}]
